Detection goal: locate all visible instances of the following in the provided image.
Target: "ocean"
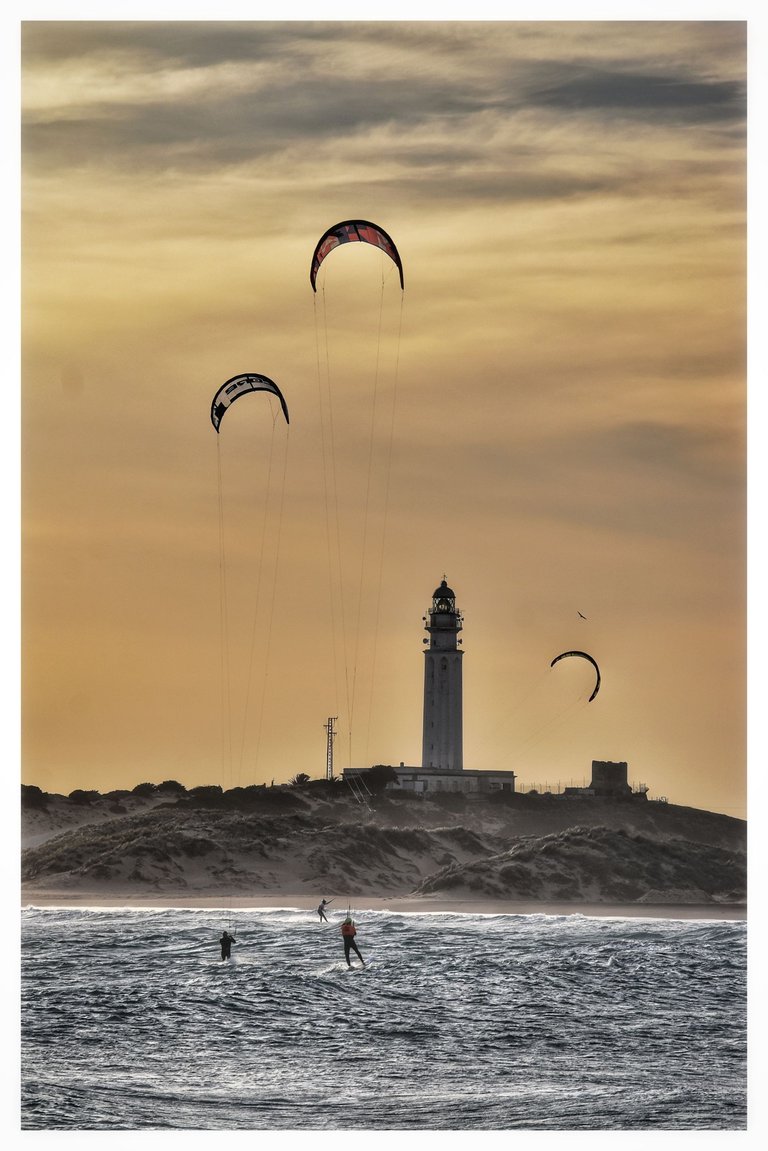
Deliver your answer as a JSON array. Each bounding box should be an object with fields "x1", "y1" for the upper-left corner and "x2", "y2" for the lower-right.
[{"x1": 20, "y1": 906, "x2": 746, "y2": 1131}]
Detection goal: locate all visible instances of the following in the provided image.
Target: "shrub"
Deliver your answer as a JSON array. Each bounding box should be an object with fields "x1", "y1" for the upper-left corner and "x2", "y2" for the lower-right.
[
  {"x1": 366, "y1": 765, "x2": 399, "y2": 794},
  {"x1": 304, "y1": 778, "x2": 337, "y2": 792},
  {"x1": 188, "y1": 785, "x2": 224, "y2": 805},
  {"x1": 68, "y1": 789, "x2": 101, "y2": 806},
  {"x1": 131, "y1": 782, "x2": 157, "y2": 797},
  {"x1": 222, "y1": 785, "x2": 269, "y2": 807},
  {"x1": 21, "y1": 784, "x2": 48, "y2": 809}
]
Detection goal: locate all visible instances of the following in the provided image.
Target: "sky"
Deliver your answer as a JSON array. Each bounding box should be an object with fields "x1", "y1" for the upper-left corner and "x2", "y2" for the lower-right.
[{"x1": 17, "y1": 10, "x2": 750, "y2": 818}]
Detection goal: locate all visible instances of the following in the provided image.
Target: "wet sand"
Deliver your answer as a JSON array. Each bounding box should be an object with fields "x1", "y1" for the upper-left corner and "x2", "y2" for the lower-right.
[{"x1": 20, "y1": 889, "x2": 746, "y2": 920}]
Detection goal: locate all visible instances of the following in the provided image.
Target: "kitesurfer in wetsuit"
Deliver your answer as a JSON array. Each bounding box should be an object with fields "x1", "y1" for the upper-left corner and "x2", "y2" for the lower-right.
[
  {"x1": 220, "y1": 931, "x2": 236, "y2": 960},
  {"x1": 317, "y1": 898, "x2": 333, "y2": 922},
  {"x1": 341, "y1": 916, "x2": 365, "y2": 967}
]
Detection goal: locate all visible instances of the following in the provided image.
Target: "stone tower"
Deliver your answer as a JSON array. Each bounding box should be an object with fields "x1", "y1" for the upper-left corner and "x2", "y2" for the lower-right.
[{"x1": 421, "y1": 578, "x2": 464, "y2": 770}]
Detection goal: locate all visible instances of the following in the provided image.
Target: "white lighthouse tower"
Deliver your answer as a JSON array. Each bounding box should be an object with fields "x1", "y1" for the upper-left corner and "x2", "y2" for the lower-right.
[
  {"x1": 421, "y1": 578, "x2": 464, "y2": 771},
  {"x1": 343, "y1": 574, "x2": 516, "y2": 794}
]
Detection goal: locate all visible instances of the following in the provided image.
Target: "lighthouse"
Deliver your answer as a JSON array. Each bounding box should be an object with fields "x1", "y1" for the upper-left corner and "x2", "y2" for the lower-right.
[
  {"x1": 342, "y1": 574, "x2": 516, "y2": 794},
  {"x1": 421, "y1": 578, "x2": 464, "y2": 770}
]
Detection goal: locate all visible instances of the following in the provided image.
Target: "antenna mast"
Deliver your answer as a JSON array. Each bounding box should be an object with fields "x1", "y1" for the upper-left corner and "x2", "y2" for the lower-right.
[{"x1": 324, "y1": 716, "x2": 338, "y2": 781}]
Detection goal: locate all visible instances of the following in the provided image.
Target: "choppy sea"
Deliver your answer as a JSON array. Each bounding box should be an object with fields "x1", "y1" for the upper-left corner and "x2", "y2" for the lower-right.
[{"x1": 20, "y1": 906, "x2": 746, "y2": 1132}]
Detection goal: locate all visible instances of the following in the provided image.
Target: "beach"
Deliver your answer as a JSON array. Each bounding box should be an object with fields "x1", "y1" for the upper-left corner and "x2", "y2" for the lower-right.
[
  {"x1": 21, "y1": 788, "x2": 747, "y2": 919},
  {"x1": 21, "y1": 888, "x2": 746, "y2": 919}
]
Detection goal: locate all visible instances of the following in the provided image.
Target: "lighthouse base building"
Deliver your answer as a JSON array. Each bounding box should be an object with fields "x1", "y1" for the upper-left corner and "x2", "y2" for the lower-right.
[
  {"x1": 370, "y1": 763, "x2": 516, "y2": 795},
  {"x1": 344, "y1": 578, "x2": 516, "y2": 796}
]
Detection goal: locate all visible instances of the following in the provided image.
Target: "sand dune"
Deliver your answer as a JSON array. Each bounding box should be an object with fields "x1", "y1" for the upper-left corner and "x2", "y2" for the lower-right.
[
  {"x1": 21, "y1": 786, "x2": 746, "y2": 915},
  {"x1": 414, "y1": 824, "x2": 745, "y2": 903}
]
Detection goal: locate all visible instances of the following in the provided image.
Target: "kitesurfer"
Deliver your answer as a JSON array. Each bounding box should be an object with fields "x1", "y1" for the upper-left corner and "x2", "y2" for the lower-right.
[
  {"x1": 341, "y1": 916, "x2": 365, "y2": 967},
  {"x1": 317, "y1": 898, "x2": 333, "y2": 923},
  {"x1": 220, "y1": 930, "x2": 236, "y2": 960}
]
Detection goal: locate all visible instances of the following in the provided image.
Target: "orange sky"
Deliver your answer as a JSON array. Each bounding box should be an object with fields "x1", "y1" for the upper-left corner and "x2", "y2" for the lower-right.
[{"x1": 20, "y1": 16, "x2": 747, "y2": 817}]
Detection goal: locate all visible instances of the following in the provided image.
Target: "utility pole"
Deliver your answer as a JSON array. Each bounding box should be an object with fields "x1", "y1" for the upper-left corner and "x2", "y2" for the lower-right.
[{"x1": 324, "y1": 716, "x2": 337, "y2": 781}]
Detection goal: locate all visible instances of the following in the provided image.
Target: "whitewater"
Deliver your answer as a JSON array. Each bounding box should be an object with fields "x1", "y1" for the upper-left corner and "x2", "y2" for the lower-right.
[{"x1": 21, "y1": 907, "x2": 746, "y2": 1130}]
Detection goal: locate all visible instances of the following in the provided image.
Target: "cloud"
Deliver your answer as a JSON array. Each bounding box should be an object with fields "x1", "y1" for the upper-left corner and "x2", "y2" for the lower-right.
[
  {"x1": 528, "y1": 71, "x2": 745, "y2": 123},
  {"x1": 22, "y1": 21, "x2": 745, "y2": 196}
]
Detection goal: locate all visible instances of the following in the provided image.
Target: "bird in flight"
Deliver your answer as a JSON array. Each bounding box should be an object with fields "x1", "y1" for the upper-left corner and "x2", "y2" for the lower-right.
[{"x1": 578, "y1": 611, "x2": 587, "y2": 620}]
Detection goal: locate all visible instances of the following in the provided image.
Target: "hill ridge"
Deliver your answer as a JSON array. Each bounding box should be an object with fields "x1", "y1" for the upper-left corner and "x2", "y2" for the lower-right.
[{"x1": 21, "y1": 788, "x2": 746, "y2": 906}]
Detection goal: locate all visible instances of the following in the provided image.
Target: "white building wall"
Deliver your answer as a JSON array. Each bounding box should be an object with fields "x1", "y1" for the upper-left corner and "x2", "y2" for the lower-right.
[{"x1": 422, "y1": 649, "x2": 463, "y2": 769}]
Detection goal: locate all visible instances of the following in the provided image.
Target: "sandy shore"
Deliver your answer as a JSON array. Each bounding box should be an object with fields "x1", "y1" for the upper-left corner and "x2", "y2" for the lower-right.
[{"x1": 20, "y1": 889, "x2": 746, "y2": 920}]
